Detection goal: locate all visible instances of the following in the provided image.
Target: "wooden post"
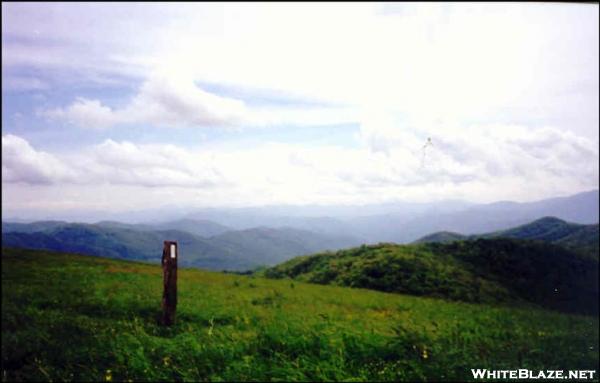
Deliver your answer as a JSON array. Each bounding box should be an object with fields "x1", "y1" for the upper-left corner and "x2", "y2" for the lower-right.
[{"x1": 161, "y1": 240, "x2": 177, "y2": 326}]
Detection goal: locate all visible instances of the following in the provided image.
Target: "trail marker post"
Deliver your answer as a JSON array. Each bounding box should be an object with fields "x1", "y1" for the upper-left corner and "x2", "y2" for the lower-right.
[{"x1": 161, "y1": 240, "x2": 177, "y2": 326}]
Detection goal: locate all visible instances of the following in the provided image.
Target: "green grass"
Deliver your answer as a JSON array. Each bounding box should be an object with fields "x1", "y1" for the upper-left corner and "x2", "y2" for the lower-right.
[{"x1": 2, "y1": 248, "x2": 599, "y2": 381}]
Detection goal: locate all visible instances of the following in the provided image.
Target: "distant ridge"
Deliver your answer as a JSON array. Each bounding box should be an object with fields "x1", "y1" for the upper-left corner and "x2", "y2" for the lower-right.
[
  {"x1": 414, "y1": 216, "x2": 599, "y2": 258},
  {"x1": 1, "y1": 222, "x2": 360, "y2": 271},
  {"x1": 4, "y1": 189, "x2": 598, "y2": 244},
  {"x1": 395, "y1": 190, "x2": 599, "y2": 243},
  {"x1": 95, "y1": 219, "x2": 232, "y2": 238}
]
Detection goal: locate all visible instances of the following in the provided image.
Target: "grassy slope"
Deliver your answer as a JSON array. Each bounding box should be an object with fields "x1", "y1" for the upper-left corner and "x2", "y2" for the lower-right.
[
  {"x1": 265, "y1": 239, "x2": 599, "y2": 315},
  {"x1": 2, "y1": 248, "x2": 598, "y2": 382}
]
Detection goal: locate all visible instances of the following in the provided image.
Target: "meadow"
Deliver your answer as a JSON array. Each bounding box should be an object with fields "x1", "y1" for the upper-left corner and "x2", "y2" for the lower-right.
[{"x1": 2, "y1": 248, "x2": 598, "y2": 381}]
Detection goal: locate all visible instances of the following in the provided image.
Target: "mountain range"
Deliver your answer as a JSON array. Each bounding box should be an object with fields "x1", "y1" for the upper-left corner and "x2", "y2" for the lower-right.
[
  {"x1": 1, "y1": 221, "x2": 360, "y2": 271},
  {"x1": 5, "y1": 190, "x2": 597, "y2": 244},
  {"x1": 181, "y1": 189, "x2": 599, "y2": 243},
  {"x1": 2, "y1": 190, "x2": 598, "y2": 271}
]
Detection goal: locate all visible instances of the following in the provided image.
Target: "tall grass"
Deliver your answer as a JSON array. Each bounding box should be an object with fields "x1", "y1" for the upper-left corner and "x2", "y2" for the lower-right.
[{"x1": 2, "y1": 248, "x2": 598, "y2": 381}]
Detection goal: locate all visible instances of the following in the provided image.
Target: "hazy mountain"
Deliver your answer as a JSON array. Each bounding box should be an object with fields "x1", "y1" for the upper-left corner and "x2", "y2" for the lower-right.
[
  {"x1": 1, "y1": 222, "x2": 360, "y2": 271},
  {"x1": 209, "y1": 227, "x2": 362, "y2": 265},
  {"x1": 387, "y1": 189, "x2": 599, "y2": 243},
  {"x1": 179, "y1": 200, "x2": 476, "y2": 242},
  {"x1": 150, "y1": 219, "x2": 231, "y2": 237},
  {"x1": 180, "y1": 190, "x2": 599, "y2": 244},
  {"x1": 4, "y1": 189, "x2": 597, "y2": 248},
  {"x1": 2, "y1": 220, "x2": 70, "y2": 233},
  {"x1": 94, "y1": 221, "x2": 155, "y2": 231},
  {"x1": 3, "y1": 223, "x2": 214, "y2": 262},
  {"x1": 94, "y1": 219, "x2": 231, "y2": 238}
]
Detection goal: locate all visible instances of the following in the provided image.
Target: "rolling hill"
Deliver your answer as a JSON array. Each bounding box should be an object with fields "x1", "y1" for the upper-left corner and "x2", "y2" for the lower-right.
[
  {"x1": 1, "y1": 247, "x2": 598, "y2": 381},
  {"x1": 1, "y1": 223, "x2": 231, "y2": 267},
  {"x1": 1, "y1": 222, "x2": 360, "y2": 271},
  {"x1": 264, "y1": 238, "x2": 599, "y2": 315}
]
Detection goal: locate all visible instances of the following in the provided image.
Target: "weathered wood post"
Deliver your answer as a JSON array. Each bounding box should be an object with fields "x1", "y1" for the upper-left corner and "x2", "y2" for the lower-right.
[{"x1": 161, "y1": 240, "x2": 177, "y2": 326}]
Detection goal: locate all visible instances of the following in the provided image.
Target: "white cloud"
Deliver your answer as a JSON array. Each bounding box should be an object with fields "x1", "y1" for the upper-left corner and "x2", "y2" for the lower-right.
[
  {"x1": 356, "y1": 115, "x2": 599, "y2": 200},
  {"x1": 23, "y1": 3, "x2": 597, "y2": 136},
  {"x1": 2, "y1": 135, "x2": 227, "y2": 188},
  {"x1": 85, "y1": 139, "x2": 227, "y2": 188},
  {"x1": 148, "y1": 3, "x2": 598, "y2": 134},
  {"x1": 122, "y1": 76, "x2": 249, "y2": 127},
  {"x1": 3, "y1": 130, "x2": 597, "y2": 208},
  {"x1": 42, "y1": 73, "x2": 360, "y2": 129},
  {"x1": 8, "y1": 3, "x2": 595, "y2": 136},
  {"x1": 42, "y1": 76, "x2": 249, "y2": 129},
  {"x1": 2, "y1": 134, "x2": 76, "y2": 184},
  {"x1": 2, "y1": 3, "x2": 598, "y2": 212},
  {"x1": 43, "y1": 98, "x2": 117, "y2": 129}
]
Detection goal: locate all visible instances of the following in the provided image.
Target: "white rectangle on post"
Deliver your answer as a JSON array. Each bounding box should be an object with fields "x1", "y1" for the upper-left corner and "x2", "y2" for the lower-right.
[{"x1": 170, "y1": 244, "x2": 176, "y2": 258}]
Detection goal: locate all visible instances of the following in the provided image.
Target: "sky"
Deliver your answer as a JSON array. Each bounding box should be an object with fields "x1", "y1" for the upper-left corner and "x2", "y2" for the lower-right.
[{"x1": 2, "y1": 2, "x2": 599, "y2": 220}]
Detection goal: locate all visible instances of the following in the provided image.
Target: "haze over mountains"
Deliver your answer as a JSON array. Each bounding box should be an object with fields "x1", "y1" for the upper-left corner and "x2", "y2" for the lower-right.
[
  {"x1": 2, "y1": 223, "x2": 360, "y2": 271},
  {"x1": 5, "y1": 189, "x2": 598, "y2": 242},
  {"x1": 2, "y1": 190, "x2": 598, "y2": 270}
]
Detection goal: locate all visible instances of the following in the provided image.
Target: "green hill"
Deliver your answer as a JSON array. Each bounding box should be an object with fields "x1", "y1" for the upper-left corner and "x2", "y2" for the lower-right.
[
  {"x1": 0, "y1": 224, "x2": 248, "y2": 270},
  {"x1": 1, "y1": 247, "x2": 598, "y2": 381},
  {"x1": 414, "y1": 217, "x2": 599, "y2": 258},
  {"x1": 265, "y1": 239, "x2": 599, "y2": 315}
]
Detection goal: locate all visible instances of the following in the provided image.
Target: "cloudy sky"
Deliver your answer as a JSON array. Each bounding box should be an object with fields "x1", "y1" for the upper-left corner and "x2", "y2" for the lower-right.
[{"x1": 2, "y1": 2, "x2": 599, "y2": 219}]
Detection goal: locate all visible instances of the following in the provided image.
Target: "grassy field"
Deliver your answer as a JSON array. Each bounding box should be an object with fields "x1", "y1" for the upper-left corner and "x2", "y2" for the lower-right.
[{"x1": 2, "y1": 247, "x2": 598, "y2": 381}]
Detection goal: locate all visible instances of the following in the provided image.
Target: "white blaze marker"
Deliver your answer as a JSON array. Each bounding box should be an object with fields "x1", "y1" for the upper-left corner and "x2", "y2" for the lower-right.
[{"x1": 170, "y1": 244, "x2": 176, "y2": 258}]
